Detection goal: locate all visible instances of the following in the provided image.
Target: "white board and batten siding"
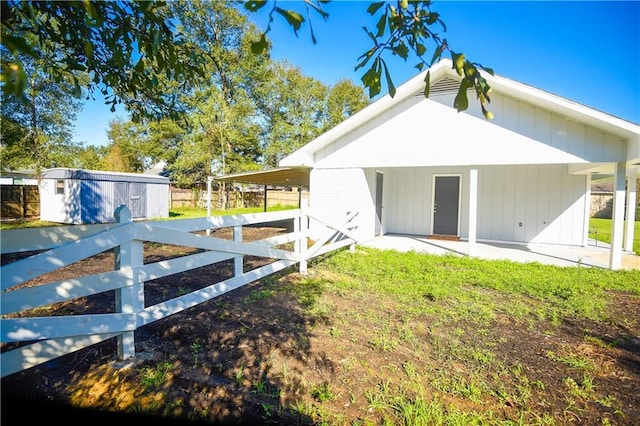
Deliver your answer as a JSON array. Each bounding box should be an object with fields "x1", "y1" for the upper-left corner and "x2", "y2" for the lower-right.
[
  {"x1": 311, "y1": 164, "x2": 588, "y2": 246},
  {"x1": 311, "y1": 95, "x2": 627, "y2": 170}
]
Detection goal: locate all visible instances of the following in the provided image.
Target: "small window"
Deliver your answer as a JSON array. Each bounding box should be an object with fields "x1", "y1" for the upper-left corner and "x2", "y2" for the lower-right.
[{"x1": 56, "y1": 180, "x2": 65, "y2": 195}]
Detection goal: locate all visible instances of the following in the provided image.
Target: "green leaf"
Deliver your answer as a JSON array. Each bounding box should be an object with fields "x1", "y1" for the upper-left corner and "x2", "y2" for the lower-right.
[
  {"x1": 381, "y1": 59, "x2": 396, "y2": 98},
  {"x1": 275, "y1": 7, "x2": 305, "y2": 35},
  {"x1": 423, "y1": 70, "x2": 430, "y2": 98},
  {"x1": 392, "y1": 42, "x2": 409, "y2": 59},
  {"x1": 363, "y1": 26, "x2": 378, "y2": 43},
  {"x1": 451, "y1": 52, "x2": 465, "y2": 76},
  {"x1": 416, "y1": 43, "x2": 426, "y2": 56},
  {"x1": 361, "y1": 58, "x2": 382, "y2": 98},
  {"x1": 479, "y1": 64, "x2": 495, "y2": 76},
  {"x1": 1, "y1": 33, "x2": 36, "y2": 57},
  {"x1": 367, "y1": 2, "x2": 386, "y2": 15},
  {"x1": 454, "y1": 79, "x2": 472, "y2": 112},
  {"x1": 251, "y1": 33, "x2": 269, "y2": 54},
  {"x1": 430, "y1": 42, "x2": 444, "y2": 65},
  {"x1": 427, "y1": 12, "x2": 439, "y2": 25},
  {"x1": 83, "y1": 40, "x2": 94, "y2": 59},
  {"x1": 244, "y1": 1, "x2": 268, "y2": 12},
  {"x1": 375, "y1": 12, "x2": 387, "y2": 37},
  {"x1": 355, "y1": 47, "x2": 376, "y2": 71}
]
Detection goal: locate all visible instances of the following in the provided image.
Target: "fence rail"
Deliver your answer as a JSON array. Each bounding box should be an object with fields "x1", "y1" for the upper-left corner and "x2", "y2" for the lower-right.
[{"x1": 0, "y1": 206, "x2": 358, "y2": 377}]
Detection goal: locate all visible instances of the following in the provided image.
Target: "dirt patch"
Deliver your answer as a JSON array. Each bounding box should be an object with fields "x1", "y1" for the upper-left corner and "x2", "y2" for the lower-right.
[{"x1": 2, "y1": 228, "x2": 639, "y2": 425}]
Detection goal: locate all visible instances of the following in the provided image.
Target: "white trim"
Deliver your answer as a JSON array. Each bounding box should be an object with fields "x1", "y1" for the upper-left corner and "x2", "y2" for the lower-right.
[
  {"x1": 583, "y1": 173, "x2": 592, "y2": 247},
  {"x1": 430, "y1": 173, "x2": 462, "y2": 237},
  {"x1": 375, "y1": 170, "x2": 384, "y2": 236},
  {"x1": 609, "y1": 162, "x2": 626, "y2": 269},
  {"x1": 468, "y1": 169, "x2": 478, "y2": 256},
  {"x1": 624, "y1": 170, "x2": 637, "y2": 252}
]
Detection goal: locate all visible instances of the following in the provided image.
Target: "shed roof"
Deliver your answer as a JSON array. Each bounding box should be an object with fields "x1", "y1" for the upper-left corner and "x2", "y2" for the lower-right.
[{"x1": 42, "y1": 168, "x2": 170, "y2": 184}]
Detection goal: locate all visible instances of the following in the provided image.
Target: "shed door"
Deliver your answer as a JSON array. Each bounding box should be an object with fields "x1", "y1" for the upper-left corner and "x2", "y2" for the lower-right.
[
  {"x1": 432, "y1": 175, "x2": 460, "y2": 236},
  {"x1": 129, "y1": 183, "x2": 147, "y2": 218},
  {"x1": 114, "y1": 182, "x2": 129, "y2": 212}
]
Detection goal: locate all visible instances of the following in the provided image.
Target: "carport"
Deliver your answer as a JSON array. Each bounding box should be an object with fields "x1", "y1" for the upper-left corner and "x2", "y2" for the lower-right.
[{"x1": 212, "y1": 166, "x2": 311, "y2": 211}]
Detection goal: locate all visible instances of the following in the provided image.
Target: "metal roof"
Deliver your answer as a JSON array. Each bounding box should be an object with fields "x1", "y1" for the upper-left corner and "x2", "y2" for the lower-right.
[
  {"x1": 42, "y1": 168, "x2": 170, "y2": 184},
  {"x1": 213, "y1": 166, "x2": 311, "y2": 188}
]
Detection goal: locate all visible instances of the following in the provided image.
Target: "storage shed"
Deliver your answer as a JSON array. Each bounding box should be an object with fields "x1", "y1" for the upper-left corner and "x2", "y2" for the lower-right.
[{"x1": 40, "y1": 168, "x2": 170, "y2": 224}]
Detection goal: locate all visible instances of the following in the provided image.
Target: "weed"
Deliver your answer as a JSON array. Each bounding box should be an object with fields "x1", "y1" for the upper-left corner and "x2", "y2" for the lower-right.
[
  {"x1": 402, "y1": 361, "x2": 418, "y2": 380},
  {"x1": 252, "y1": 379, "x2": 267, "y2": 396},
  {"x1": 245, "y1": 288, "x2": 275, "y2": 303},
  {"x1": 563, "y1": 375, "x2": 596, "y2": 399},
  {"x1": 191, "y1": 339, "x2": 202, "y2": 366},
  {"x1": 311, "y1": 382, "x2": 336, "y2": 402},
  {"x1": 369, "y1": 335, "x2": 398, "y2": 352},
  {"x1": 546, "y1": 350, "x2": 594, "y2": 370},
  {"x1": 233, "y1": 364, "x2": 245, "y2": 386},
  {"x1": 139, "y1": 361, "x2": 174, "y2": 391},
  {"x1": 329, "y1": 326, "x2": 341, "y2": 337}
]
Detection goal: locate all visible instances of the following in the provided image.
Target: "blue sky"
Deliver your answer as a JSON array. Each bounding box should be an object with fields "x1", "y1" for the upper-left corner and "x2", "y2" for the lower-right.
[{"x1": 73, "y1": 1, "x2": 640, "y2": 147}]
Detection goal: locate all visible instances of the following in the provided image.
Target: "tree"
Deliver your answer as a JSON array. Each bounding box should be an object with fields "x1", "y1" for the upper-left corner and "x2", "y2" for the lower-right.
[
  {"x1": 1, "y1": 1, "x2": 492, "y2": 125},
  {"x1": 73, "y1": 145, "x2": 107, "y2": 170},
  {"x1": 1, "y1": 0, "x2": 207, "y2": 122},
  {"x1": 105, "y1": 117, "x2": 183, "y2": 173},
  {"x1": 257, "y1": 62, "x2": 328, "y2": 168},
  {"x1": 164, "y1": 1, "x2": 266, "y2": 189},
  {"x1": 0, "y1": 48, "x2": 84, "y2": 176},
  {"x1": 325, "y1": 79, "x2": 370, "y2": 131},
  {"x1": 256, "y1": 63, "x2": 369, "y2": 168}
]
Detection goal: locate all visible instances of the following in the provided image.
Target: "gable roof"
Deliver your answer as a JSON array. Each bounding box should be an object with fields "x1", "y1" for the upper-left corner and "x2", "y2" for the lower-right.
[{"x1": 280, "y1": 58, "x2": 640, "y2": 168}]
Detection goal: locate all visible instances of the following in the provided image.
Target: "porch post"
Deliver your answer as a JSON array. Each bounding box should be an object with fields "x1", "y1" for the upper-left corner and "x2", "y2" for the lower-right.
[
  {"x1": 468, "y1": 168, "x2": 478, "y2": 256},
  {"x1": 609, "y1": 162, "x2": 626, "y2": 269},
  {"x1": 583, "y1": 173, "x2": 592, "y2": 247},
  {"x1": 624, "y1": 170, "x2": 637, "y2": 253}
]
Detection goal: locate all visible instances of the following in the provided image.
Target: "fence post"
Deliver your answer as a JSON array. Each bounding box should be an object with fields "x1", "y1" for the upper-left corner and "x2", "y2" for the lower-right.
[
  {"x1": 233, "y1": 225, "x2": 243, "y2": 276},
  {"x1": 114, "y1": 205, "x2": 144, "y2": 359}
]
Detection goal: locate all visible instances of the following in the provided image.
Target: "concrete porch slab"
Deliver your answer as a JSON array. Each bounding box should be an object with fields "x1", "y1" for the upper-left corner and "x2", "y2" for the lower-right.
[{"x1": 361, "y1": 234, "x2": 640, "y2": 270}]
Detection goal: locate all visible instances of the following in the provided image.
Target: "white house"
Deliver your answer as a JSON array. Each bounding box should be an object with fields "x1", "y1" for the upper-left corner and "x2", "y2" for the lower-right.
[
  {"x1": 279, "y1": 59, "x2": 640, "y2": 270},
  {"x1": 40, "y1": 168, "x2": 170, "y2": 224}
]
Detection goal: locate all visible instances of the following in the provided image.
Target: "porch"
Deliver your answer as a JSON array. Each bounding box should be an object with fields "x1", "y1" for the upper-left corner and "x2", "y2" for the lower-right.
[{"x1": 362, "y1": 234, "x2": 640, "y2": 270}]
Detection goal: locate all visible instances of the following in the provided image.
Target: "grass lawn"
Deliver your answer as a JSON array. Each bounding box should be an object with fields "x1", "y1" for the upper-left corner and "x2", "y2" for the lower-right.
[
  {"x1": 2, "y1": 217, "x2": 639, "y2": 424},
  {"x1": 589, "y1": 217, "x2": 640, "y2": 254},
  {"x1": 272, "y1": 248, "x2": 640, "y2": 424}
]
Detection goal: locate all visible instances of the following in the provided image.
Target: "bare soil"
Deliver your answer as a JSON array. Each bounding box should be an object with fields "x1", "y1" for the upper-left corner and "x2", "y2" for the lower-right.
[{"x1": 1, "y1": 226, "x2": 639, "y2": 425}]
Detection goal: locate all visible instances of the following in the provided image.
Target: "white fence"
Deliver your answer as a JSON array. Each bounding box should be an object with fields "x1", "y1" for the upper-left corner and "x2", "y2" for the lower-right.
[{"x1": 0, "y1": 206, "x2": 359, "y2": 378}]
